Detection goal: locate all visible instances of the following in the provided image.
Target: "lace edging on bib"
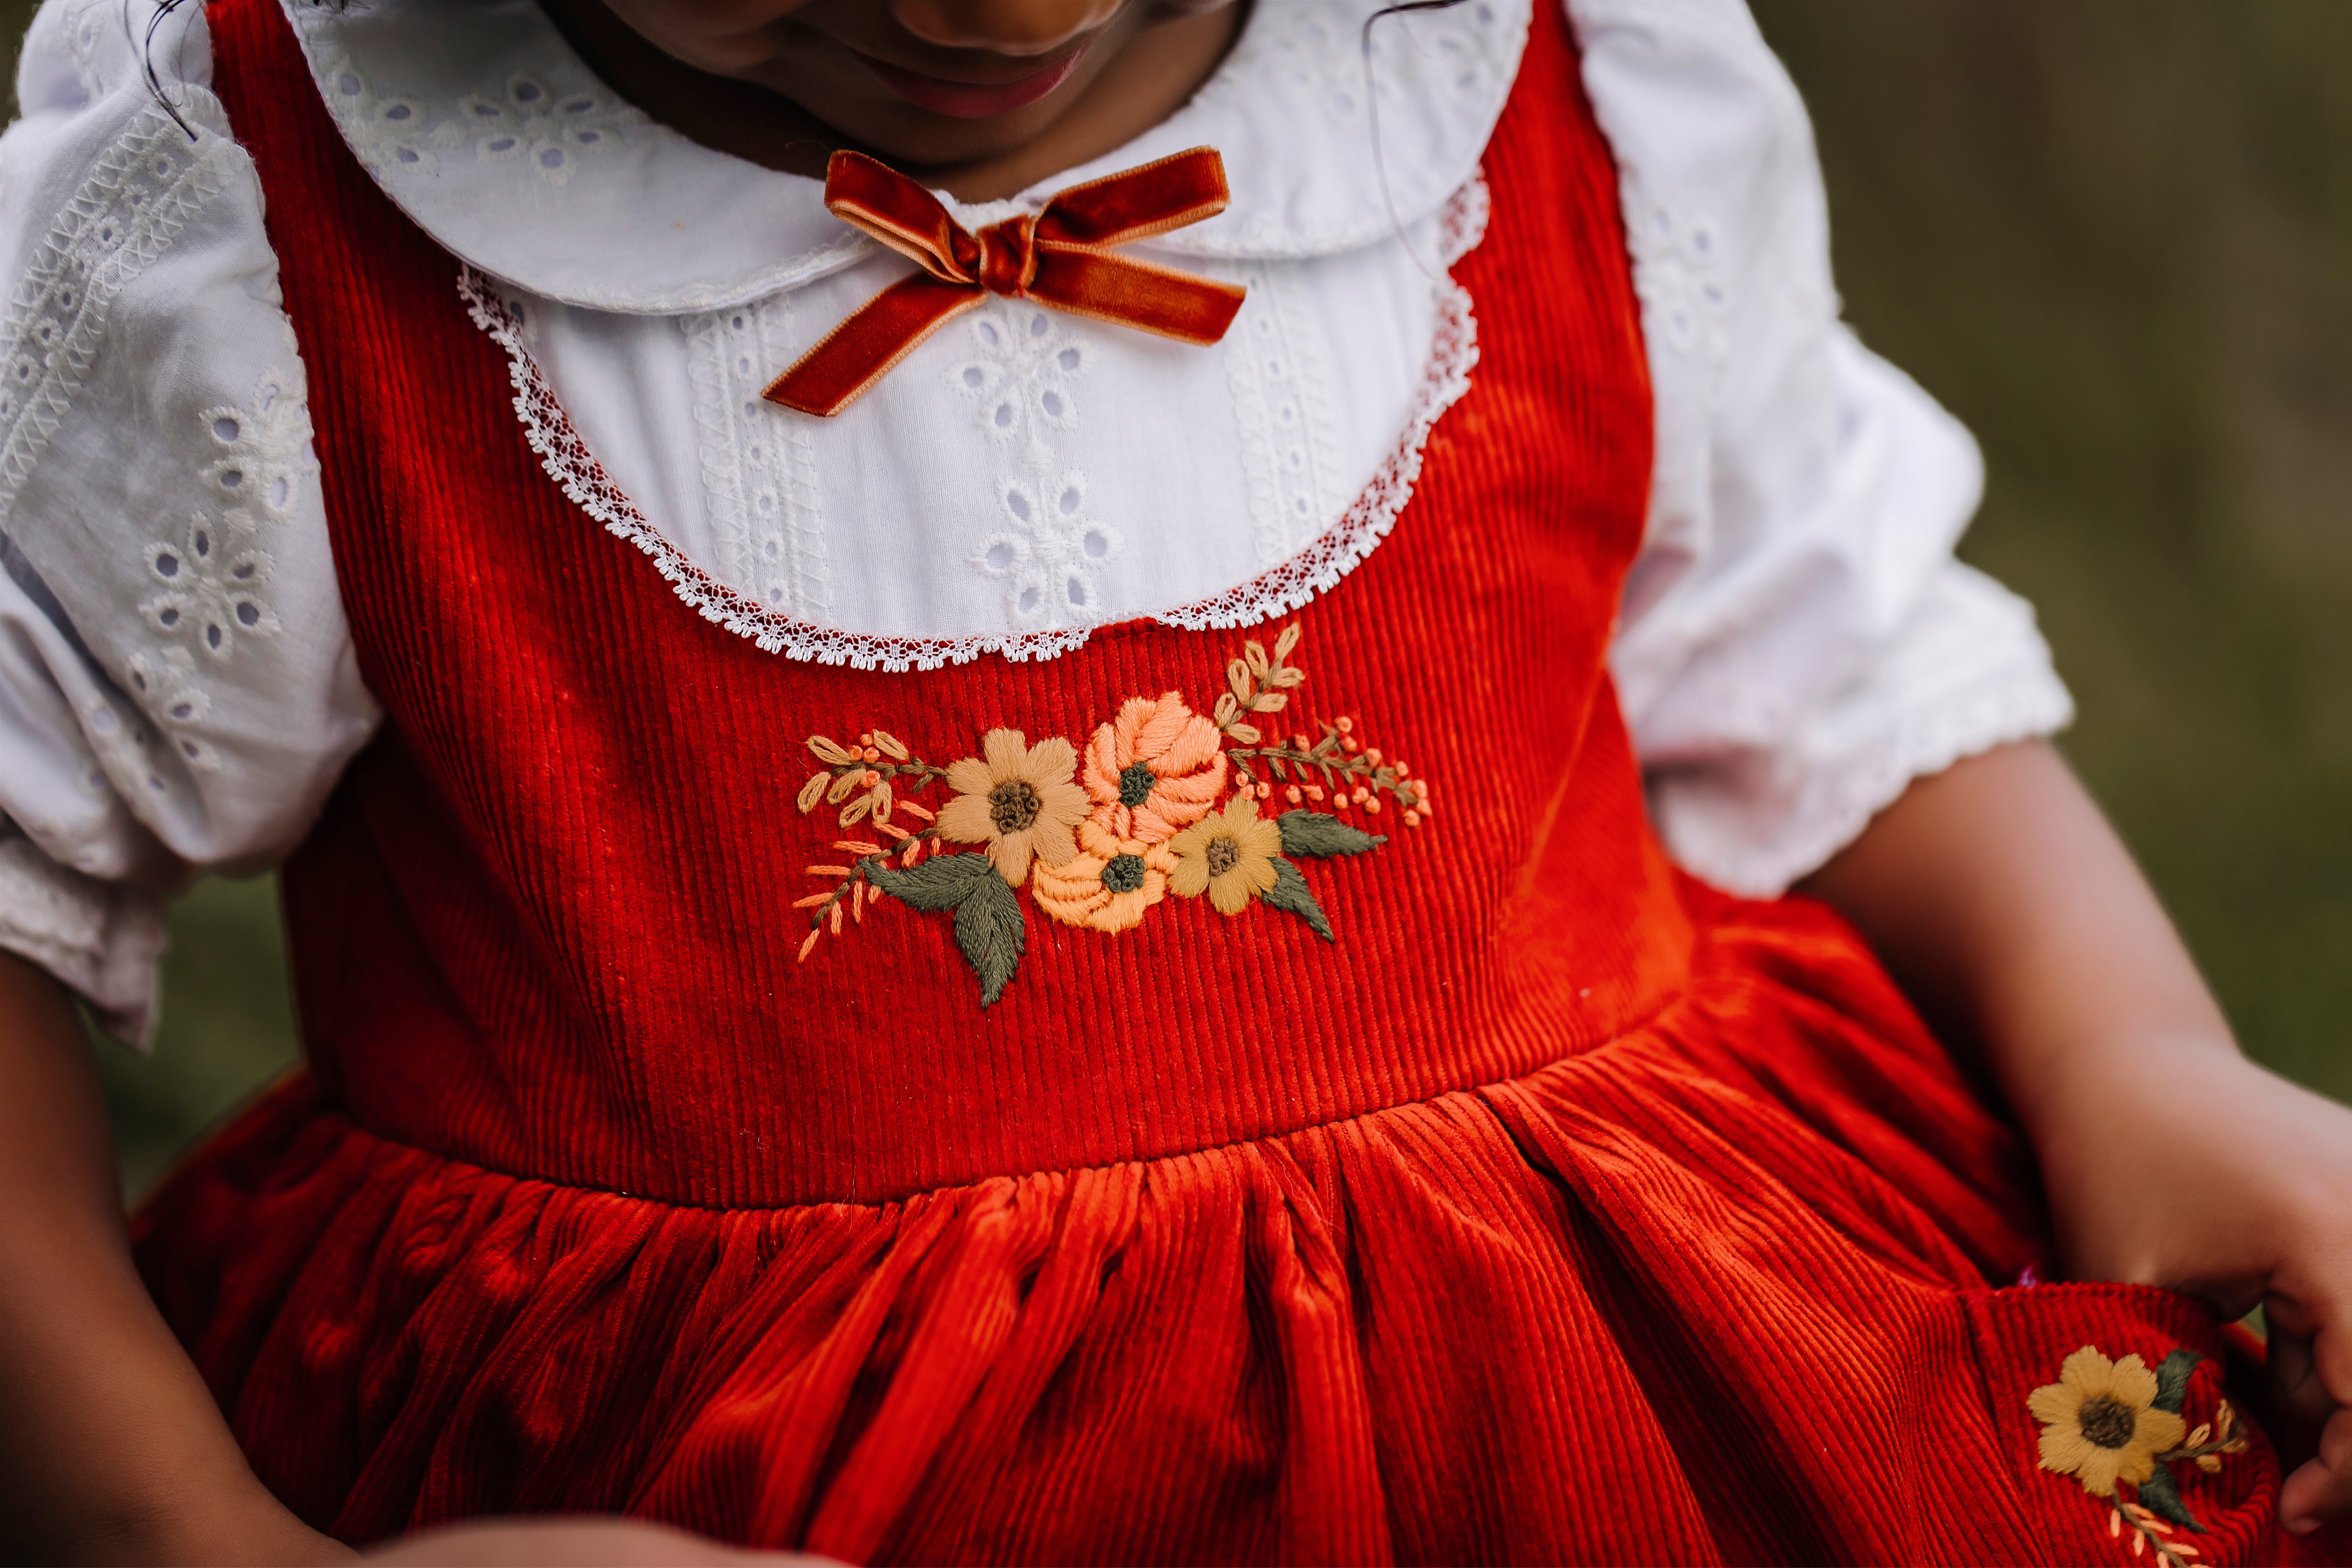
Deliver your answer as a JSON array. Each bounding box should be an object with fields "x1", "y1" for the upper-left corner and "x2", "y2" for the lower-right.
[{"x1": 458, "y1": 174, "x2": 1488, "y2": 673}]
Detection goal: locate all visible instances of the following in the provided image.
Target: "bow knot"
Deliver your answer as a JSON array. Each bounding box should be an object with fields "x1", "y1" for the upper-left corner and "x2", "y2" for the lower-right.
[
  {"x1": 764, "y1": 148, "x2": 1248, "y2": 417},
  {"x1": 974, "y1": 214, "x2": 1040, "y2": 298}
]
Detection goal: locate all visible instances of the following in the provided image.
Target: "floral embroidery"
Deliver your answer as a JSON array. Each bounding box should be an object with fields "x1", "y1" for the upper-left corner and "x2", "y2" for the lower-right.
[
  {"x1": 937, "y1": 730, "x2": 1087, "y2": 886},
  {"x1": 2029, "y1": 1345, "x2": 2250, "y2": 1566},
  {"x1": 1169, "y1": 796, "x2": 1283, "y2": 915},
  {"x1": 791, "y1": 622, "x2": 1429, "y2": 1004}
]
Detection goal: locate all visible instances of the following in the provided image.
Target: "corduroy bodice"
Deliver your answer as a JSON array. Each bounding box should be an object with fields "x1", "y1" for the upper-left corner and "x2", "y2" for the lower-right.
[{"x1": 213, "y1": 0, "x2": 1674, "y2": 1207}]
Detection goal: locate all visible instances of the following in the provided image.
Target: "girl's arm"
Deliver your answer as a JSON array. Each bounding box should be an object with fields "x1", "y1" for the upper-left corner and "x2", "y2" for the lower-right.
[
  {"x1": 0, "y1": 952, "x2": 346, "y2": 1565},
  {"x1": 1804, "y1": 739, "x2": 2352, "y2": 1532}
]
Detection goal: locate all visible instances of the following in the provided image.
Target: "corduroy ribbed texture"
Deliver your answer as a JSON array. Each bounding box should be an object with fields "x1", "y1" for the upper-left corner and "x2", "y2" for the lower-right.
[{"x1": 130, "y1": 1, "x2": 2344, "y2": 1561}]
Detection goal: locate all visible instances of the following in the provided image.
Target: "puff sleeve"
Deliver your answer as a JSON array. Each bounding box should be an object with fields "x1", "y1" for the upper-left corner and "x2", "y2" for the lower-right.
[
  {"x1": 0, "y1": 0, "x2": 378, "y2": 1042},
  {"x1": 1571, "y1": 0, "x2": 2075, "y2": 896}
]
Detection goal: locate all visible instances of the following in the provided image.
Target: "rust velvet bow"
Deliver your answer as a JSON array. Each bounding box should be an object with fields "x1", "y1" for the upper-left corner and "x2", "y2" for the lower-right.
[{"x1": 763, "y1": 147, "x2": 1249, "y2": 417}]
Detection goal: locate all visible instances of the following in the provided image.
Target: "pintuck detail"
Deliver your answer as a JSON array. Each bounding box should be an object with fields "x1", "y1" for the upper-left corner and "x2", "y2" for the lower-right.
[
  {"x1": 2029, "y1": 1344, "x2": 2253, "y2": 1565},
  {"x1": 790, "y1": 623, "x2": 1427, "y2": 1004}
]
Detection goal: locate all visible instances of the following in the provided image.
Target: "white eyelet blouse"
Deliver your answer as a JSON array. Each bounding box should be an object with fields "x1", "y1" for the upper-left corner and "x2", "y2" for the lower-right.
[{"x1": 0, "y1": 0, "x2": 2072, "y2": 1042}]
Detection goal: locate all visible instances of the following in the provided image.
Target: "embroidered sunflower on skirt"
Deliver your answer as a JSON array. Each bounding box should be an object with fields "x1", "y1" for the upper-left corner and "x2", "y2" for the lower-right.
[
  {"x1": 2026, "y1": 1343, "x2": 2250, "y2": 1567},
  {"x1": 2030, "y1": 1347, "x2": 2184, "y2": 1498},
  {"x1": 791, "y1": 623, "x2": 1431, "y2": 1004}
]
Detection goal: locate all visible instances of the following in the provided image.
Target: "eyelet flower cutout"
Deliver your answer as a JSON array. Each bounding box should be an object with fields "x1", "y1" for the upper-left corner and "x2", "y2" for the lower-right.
[
  {"x1": 788, "y1": 623, "x2": 1433, "y2": 1004},
  {"x1": 202, "y1": 369, "x2": 319, "y2": 528},
  {"x1": 141, "y1": 514, "x2": 277, "y2": 662},
  {"x1": 2028, "y1": 1345, "x2": 2250, "y2": 1566}
]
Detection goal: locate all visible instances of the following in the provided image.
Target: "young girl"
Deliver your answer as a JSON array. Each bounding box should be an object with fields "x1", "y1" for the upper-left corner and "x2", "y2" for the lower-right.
[{"x1": 0, "y1": 0, "x2": 2346, "y2": 1562}]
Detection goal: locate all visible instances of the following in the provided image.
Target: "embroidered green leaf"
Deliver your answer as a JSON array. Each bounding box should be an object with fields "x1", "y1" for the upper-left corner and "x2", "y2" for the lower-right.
[
  {"x1": 953, "y1": 869, "x2": 1025, "y2": 1007},
  {"x1": 865, "y1": 852, "x2": 993, "y2": 911},
  {"x1": 2134, "y1": 1464, "x2": 2205, "y2": 1533},
  {"x1": 1277, "y1": 810, "x2": 1386, "y2": 859},
  {"x1": 1263, "y1": 856, "x2": 1334, "y2": 942},
  {"x1": 2152, "y1": 1349, "x2": 2202, "y2": 1415}
]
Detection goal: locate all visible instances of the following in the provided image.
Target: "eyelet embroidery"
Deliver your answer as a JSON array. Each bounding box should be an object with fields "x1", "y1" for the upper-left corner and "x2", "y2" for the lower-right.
[
  {"x1": 2028, "y1": 1344, "x2": 2250, "y2": 1565},
  {"x1": 684, "y1": 299, "x2": 831, "y2": 617},
  {"x1": 951, "y1": 304, "x2": 1119, "y2": 626},
  {"x1": 790, "y1": 621, "x2": 1431, "y2": 1004},
  {"x1": 316, "y1": 53, "x2": 453, "y2": 175},
  {"x1": 458, "y1": 73, "x2": 646, "y2": 187},
  {"x1": 202, "y1": 367, "x2": 319, "y2": 528},
  {"x1": 139, "y1": 512, "x2": 277, "y2": 662}
]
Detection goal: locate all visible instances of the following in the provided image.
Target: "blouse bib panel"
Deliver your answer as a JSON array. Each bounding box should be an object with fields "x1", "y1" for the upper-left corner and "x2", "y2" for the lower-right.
[
  {"x1": 209, "y1": 0, "x2": 1677, "y2": 1207},
  {"x1": 275, "y1": 0, "x2": 1527, "y2": 660}
]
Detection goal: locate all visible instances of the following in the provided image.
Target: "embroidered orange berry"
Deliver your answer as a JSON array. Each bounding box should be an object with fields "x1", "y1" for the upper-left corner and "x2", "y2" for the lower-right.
[
  {"x1": 1286, "y1": 785, "x2": 1303, "y2": 805},
  {"x1": 1365, "y1": 797, "x2": 1381, "y2": 813},
  {"x1": 1404, "y1": 810, "x2": 1421, "y2": 828},
  {"x1": 1351, "y1": 786, "x2": 1370, "y2": 805},
  {"x1": 1342, "y1": 737, "x2": 1360, "y2": 755},
  {"x1": 859, "y1": 732, "x2": 873, "y2": 747},
  {"x1": 863, "y1": 747, "x2": 882, "y2": 763},
  {"x1": 1394, "y1": 760, "x2": 1409, "y2": 777},
  {"x1": 860, "y1": 769, "x2": 882, "y2": 788},
  {"x1": 1365, "y1": 748, "x2": 1382, "y2": 765},
  {"x1": 1292, "y1": 733, "x2": 1310, "y2": 751},
  {"x1": 1306, "y1": 784, "x2": 1325, "y2": 801},
  {"x1": 1335, "y1": 716, "x2": 1354, "y2": 734}
]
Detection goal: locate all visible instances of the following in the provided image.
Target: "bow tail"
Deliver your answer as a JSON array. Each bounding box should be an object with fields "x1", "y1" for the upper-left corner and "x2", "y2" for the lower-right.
[
  {"x1": 1028, "y1": 250, "x2": 1248, "y2": 347},
  {"x1": 764, "y1": 274, "x2": 987, "y2": 417}
]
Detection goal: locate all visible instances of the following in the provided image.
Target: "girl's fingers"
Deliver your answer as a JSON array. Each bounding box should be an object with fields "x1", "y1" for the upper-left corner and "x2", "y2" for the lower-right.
[
  {"x1": 2280, "y1": 1406, "x2": 2352, "y2": 1533},
  {"x1": 2271, "y1": 1326, "x2": 2335, "y2": 1428}
]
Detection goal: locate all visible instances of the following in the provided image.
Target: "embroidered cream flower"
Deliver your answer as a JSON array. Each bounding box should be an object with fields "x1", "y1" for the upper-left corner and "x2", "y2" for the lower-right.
[
  {"x1": 2029, "y1": 1346, "x2": 2187, "y2": 1497},
  {"x1": 1168, "y1": 795, "x2": 1283, "y2": 915},
  {"x1": 1031, "y1": 818, "x2": 1176, "y2": 933},
  {"x1": 1081, "y1": 693, "x2": 1227, "y2": 844},
  {"x1": 936, "y1": 729, "x2": 1088, "y2": 886}
]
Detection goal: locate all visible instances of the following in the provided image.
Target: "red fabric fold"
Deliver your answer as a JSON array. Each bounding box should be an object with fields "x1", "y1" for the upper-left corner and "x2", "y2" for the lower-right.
[{"x1": 764, "y1": 148, "x2": 1249, "y2": 417}]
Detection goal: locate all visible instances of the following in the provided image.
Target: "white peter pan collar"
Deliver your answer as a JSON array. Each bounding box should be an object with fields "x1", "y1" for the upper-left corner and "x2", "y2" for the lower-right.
[{"x1": 278, "y1": 0, "x2": 1531, "y2": 315}]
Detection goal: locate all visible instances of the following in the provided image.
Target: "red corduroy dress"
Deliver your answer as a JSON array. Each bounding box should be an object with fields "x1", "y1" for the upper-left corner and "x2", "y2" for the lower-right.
[{"x1": 130, "y1": 0, "x2": 2335, "y2": 1562}]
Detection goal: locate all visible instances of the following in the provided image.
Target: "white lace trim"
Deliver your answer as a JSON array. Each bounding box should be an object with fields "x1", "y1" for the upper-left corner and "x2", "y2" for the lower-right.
[
  {"x1": 1685, "y1": 666, "x2": 2078, "y2": 899},
  {"x1": 0, "y1": 103, "x2": 236, "y2": 535},
  {"x1": 458, "y1": 171, "x2": 1489, "y2": 672}
]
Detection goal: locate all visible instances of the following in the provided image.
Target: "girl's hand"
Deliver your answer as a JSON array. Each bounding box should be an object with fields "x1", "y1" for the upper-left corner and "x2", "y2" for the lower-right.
[
  {"x1": 2039, "y1": 1038, "x2": 2352, "y2": 1534},
  {"x1": 1804, "y1": 741, "x2": 2352, "y2": 1531},
  {"x1": 364, "y1": 1517, "x2": 820, "y2": 1565}
]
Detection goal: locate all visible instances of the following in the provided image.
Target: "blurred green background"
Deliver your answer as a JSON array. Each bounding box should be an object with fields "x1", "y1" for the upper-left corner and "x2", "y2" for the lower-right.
[{"x1": 2, "y1": 0, "x2": 2346, "y2": 1196}]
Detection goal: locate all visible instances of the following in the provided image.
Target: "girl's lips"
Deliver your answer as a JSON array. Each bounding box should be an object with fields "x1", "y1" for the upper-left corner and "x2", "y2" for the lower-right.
[{"x1": 855, "y1": 47, "x2": 1087, "y2": 119}]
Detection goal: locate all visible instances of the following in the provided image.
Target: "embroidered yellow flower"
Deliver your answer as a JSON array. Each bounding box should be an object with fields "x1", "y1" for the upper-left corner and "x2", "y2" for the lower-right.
[
  {"x1": 1168, "y1": 795, "x2": 1283, "y2": 914},
  {"x1": 1082, "y1": 693, "x2": 1228, "y2": 844},
  {"x1": 936, "y1": 729, "x2": 1088, "y2": 887},
  {"x1": 1031, "y1": 818, "x2": 1177, "y2": 933},
  {"x1": 2029, "y1": 1346, "x2": 2188, "y2": 1497}
]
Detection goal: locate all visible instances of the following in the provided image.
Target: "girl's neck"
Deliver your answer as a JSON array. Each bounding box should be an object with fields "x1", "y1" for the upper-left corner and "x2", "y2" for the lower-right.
[{"x1": 535, "y1": 0, "x2": 1252, "y2": 203}]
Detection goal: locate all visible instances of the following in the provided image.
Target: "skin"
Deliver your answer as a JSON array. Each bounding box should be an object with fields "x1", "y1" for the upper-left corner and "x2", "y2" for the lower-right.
[{"x1": 2, "y1": 0, "x2": 2347, "y2": 1560}]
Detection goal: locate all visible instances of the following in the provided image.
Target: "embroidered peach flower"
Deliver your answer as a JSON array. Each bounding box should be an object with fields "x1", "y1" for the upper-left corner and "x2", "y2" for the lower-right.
[
  {"x1": 2029, "y1": 1346, "x2": 2187, "y2": 1497},
  {"x1": 1031, "y1": 818, "x2": 1177, "y2": 933},
  {"x1": 936, "y1": 729, "x2": 1088, "y2": 886},
  {"x1": 1168, "y1": 795, "x2": 1283, "y2": 915},
  {"x1": 1082, "y1": 693, "x2": 1228, "y2": 844}
]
